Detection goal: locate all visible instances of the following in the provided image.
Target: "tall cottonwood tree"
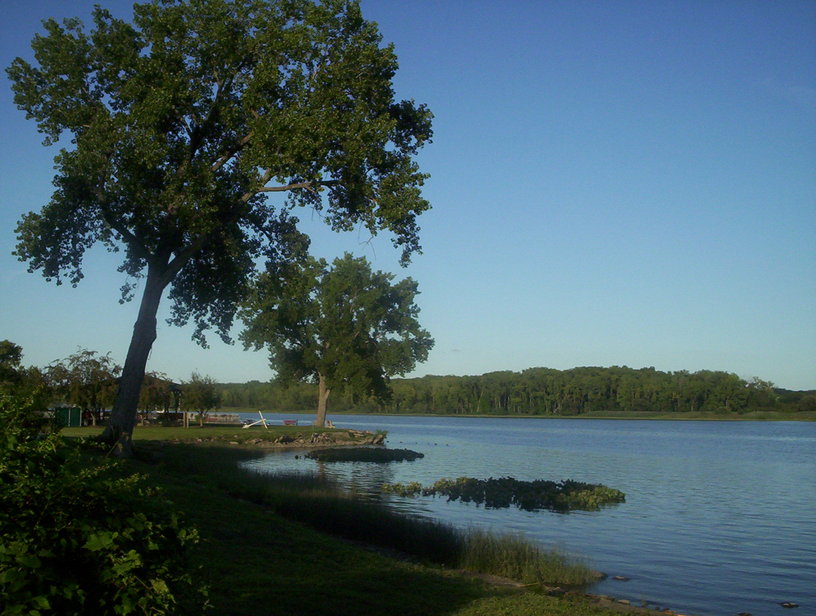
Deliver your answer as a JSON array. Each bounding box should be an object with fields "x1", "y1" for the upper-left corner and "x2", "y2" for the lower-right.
[
  {"x1": 240, "y1": 253, "x2": 433, "y2": 427},
  {"x1": 8, "y1": 0, "x2": 432, "y2": 454}
]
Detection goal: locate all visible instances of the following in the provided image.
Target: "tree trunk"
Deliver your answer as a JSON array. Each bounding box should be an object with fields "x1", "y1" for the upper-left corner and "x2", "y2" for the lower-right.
[
  {"x1": 101, "y1": 266, "x2": 167, "y2": 456},
  {"x1": 315, "y1": 373, "x2": 331, "y2": 427}
]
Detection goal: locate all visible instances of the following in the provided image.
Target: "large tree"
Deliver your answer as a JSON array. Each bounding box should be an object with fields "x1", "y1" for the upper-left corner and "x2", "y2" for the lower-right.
[
  {"x1": 8, "y1": 0, "x2": 432, "y2": 454},
  {"x1": 240, "y1": 253, "x2": 434, "y2": 426}
]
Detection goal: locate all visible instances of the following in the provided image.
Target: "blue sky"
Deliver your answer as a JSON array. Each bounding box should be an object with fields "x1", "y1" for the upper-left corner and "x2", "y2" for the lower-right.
[{"x1": 1, "y1": 0, "x2": 814, "y2": 390}]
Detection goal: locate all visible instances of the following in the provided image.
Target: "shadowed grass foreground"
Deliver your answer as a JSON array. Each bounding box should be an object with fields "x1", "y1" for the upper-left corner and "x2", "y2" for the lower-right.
[
  {"x1": 151, "y1": 444, "x2": 593, "y2": 586},
  {"x1": 132, "y1": 441, "x2": 636, "y2": 615},
  {"x1": 58, "y1": 429, "x2": 643, "y2": 615}
]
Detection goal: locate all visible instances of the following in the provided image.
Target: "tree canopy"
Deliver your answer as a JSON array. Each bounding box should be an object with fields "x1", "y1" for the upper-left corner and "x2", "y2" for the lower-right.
[
  {"x1": 7, "y1": 0, "x2": 432, "y2": 452},
  {"x1": 240, "y1": 253, "x2": 433, "y2": 426},
  {"x1": 183, "y1": 371, "x2": 221, "y2": 427},
  {"x1": 0, "y1": 341, "x2": 24, "y2": 387},
  {"x1": 45, "y1": 349, "x2": 121, "y2": 425}
]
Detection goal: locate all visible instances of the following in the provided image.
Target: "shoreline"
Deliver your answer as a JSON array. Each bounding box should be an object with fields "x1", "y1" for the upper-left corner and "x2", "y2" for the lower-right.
[
  {"x1": 64, "y1": 426, "x2": 715, "y2": 616},
  {"x1": 225, "y1": 408, "x2": 816, "y2": 422}
]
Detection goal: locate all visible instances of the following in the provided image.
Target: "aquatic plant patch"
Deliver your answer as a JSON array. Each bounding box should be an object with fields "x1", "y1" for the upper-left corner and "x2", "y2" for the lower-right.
[
  {"x1": 305, "y1": 447, "x2": 424, "y2": 463},
  {"x1": 382, "y1": 476, "x2": 625, "y2": 512}
]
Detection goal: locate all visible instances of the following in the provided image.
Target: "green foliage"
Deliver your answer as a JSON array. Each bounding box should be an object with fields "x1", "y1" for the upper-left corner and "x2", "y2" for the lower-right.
[
  {"x1": 383, "y1": 477, "x2": 625, "y2": 513},
  {"x1": 8, "y1": 0, "x2": 432, "y2": 442},
  {"x1": 8, "y1": 0, "x2": 432, "y2": 341},
  {"x1": 202, "y1": 463, "x2": 596, "y2": 587},
  {"x1": 216, "y1": 365, "x2": 808, "y2": 416},
  {"x1": 182, "y1": 372, "x2": 221, "y2": 427},
  {"x1": 139, "y1": 372, "x2": 179, "y2": 417},
  {"x1": 45, "y1": 349, "x2": 121, "y2": 424},
  {"x1": 146, "y1": 445, "x2": 617, "y2": 616},
  {"x1": 0, "y1": 341, "x2": 23, "y2": 386},
  {"x1": 240, "y1": 252, "x2": 433, "y2": 413},
  {"x1": 0, "y1": 396, "x2": 207, "y2": 615},
  {"x1": 305, "y1": 446, "x2": 423, "y2": 462},
  {"x1": 459, "y1": 530, "x2": 593, "y2": 587}
]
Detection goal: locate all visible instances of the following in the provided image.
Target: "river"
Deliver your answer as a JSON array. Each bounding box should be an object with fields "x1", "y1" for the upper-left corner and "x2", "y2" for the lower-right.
[{"x1": 240, "y1": 414, "x2": 816, "y2": 616}]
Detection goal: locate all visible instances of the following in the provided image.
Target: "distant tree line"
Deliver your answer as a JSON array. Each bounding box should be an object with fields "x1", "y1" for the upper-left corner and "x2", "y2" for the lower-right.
[{"x1": 219, "y1": 366, "x2": 816, "y2": 416}]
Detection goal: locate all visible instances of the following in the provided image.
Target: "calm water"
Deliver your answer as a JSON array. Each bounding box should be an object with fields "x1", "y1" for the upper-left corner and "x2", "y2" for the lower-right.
[{"x1": 241, "y1": 415, "x2": 816, "y2": 616}]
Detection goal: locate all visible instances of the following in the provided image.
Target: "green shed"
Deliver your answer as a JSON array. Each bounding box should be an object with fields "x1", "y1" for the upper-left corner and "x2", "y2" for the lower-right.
[{"x1": 55, "y1": 407, "x2": 82, "y2": 427}]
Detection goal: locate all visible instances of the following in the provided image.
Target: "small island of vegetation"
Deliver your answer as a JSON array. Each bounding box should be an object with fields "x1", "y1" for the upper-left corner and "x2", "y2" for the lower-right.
[{"x1": 383, "y1": 477, "x2": 626, "y2": 512}]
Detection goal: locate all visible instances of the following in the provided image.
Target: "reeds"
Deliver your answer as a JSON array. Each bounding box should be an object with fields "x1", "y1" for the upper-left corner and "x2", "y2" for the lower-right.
[
  {"x1": 247, "y1": 469, "x2": 595, "y2": 586},
  {"x1": 458, "y1": 529, "x2": 593, "y2": 586}
]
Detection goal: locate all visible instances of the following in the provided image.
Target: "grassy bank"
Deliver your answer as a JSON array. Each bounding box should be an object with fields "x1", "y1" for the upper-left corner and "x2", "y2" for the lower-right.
[
  {"x1": 142, "y1": 447, "x2": 625, "y2": 616},
  {"x1": 63, "y1": 428, "x2": 640, "y2": 615},
  {"x1": 60, "y1": 424, "x2": 382, "y2": 447}
]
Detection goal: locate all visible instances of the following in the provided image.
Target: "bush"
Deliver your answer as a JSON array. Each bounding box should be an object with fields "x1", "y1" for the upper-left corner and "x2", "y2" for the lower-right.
[{"x1": 0, "y1": 395, "x2": 207, "y2": 615}]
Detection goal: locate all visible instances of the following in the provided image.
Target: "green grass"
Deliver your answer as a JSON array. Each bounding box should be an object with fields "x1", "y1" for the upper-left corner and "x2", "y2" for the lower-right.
[
  {"x1": 54, "y1": 428, "x2": 645, "y2": 615},
  {"x1": 459, "y1": 530, "x2": 595, "y2": 587},
  {"x1": 147, "y1": 445, "x2": 591, "y2": 582},
  {"x1": 100, "y1": 439, "x2": 632, "y2": 616}
]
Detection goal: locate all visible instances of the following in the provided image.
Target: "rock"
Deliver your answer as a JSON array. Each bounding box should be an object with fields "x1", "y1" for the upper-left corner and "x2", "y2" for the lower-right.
[
  {"x1": 617, "y1": 599, "x2": 631, "y2": 605},
  {"x1": 780, "y1": 603, "x2": 799, "y2": 609},
  {"x1": 229, "y1": 441, "x2": 239, "y2": 445}
]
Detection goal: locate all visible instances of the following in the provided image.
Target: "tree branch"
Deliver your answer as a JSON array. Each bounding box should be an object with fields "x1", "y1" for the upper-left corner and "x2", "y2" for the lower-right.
[
  {"x1": 96, "y1": 195, "x2": 150, "y2": 263},
  {"x1": 257, "y1": 181, "x2": 316, "y2": 193},
  {"x1": 210, "y1": 131, "x2": 253, "y2": 173}
]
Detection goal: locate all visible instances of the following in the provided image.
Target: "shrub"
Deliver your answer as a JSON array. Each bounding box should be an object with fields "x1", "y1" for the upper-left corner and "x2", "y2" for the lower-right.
[{"x1": 0, "y1": 395, "x2": 207, "y2": 615}]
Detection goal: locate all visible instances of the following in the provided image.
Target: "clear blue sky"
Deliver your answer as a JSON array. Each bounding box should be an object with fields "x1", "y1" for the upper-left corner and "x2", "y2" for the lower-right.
[{"x1": 1, "y1": 0, "x2": 814, "y2": 390}]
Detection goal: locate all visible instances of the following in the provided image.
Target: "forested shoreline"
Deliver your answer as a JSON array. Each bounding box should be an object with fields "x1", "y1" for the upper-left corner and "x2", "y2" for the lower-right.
[{"x1": 220, "y1": 366, "x2": 816, "y2": 416}]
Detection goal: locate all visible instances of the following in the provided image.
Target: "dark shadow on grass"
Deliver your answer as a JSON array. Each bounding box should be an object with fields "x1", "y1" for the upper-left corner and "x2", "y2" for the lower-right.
[{"x1": 141, "y1": 443, "x2": 511, "y2": 616}]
